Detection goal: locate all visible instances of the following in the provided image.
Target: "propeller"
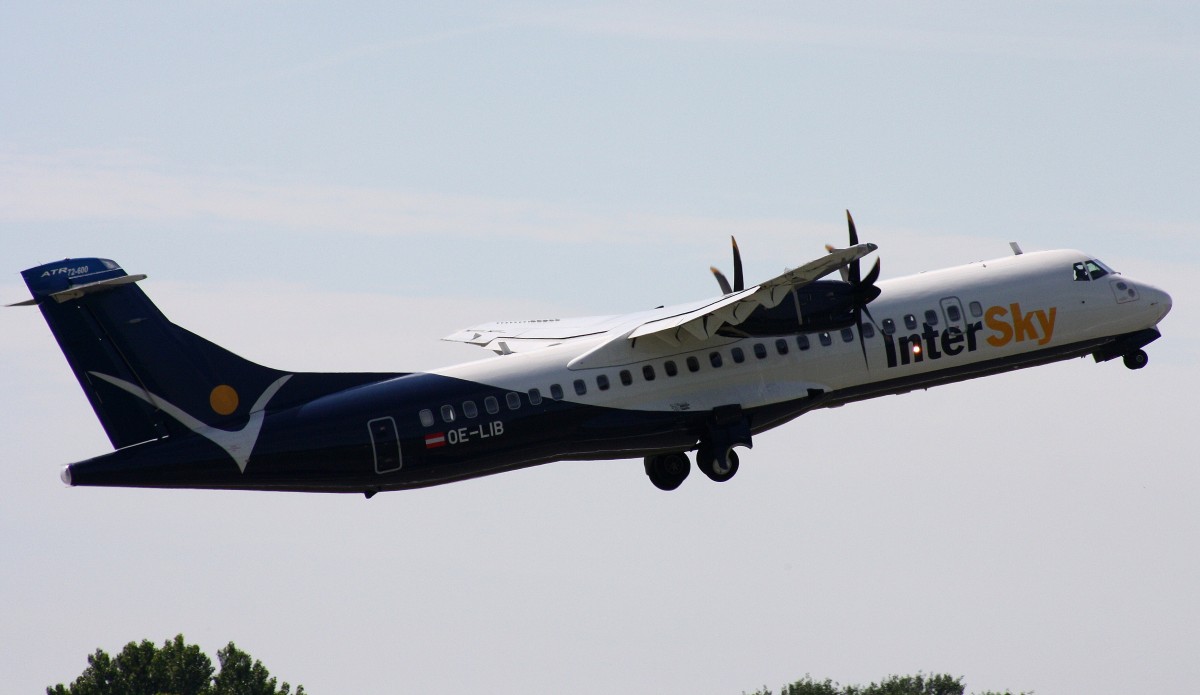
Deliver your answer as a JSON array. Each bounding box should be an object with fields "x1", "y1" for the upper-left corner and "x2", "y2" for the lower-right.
[
  {"x1": 710, "y1": 236, "x2": 744, "y2": 295},
  {"x1": 842, "y1": 210, "x2": 882, "y2": 366}
]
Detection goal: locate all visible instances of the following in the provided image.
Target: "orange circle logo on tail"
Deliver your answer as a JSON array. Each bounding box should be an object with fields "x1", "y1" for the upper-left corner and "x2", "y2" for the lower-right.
[{"x1": 209, "y1": 385, "x2": 239, "y2": 415}]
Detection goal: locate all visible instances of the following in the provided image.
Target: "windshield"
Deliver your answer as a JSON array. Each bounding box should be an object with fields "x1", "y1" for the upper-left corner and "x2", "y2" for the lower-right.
[{"x1": 1072, "y1": 259, "x2": 1115, "y2": 281}]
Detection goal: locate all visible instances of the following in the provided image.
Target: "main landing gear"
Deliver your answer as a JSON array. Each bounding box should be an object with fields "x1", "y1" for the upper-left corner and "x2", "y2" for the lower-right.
[
  {"x1": 644, "y1": 452, "x2": 691, "y2": 491},
  {"x1": 644, "y1": 404, "x2": 752, "y2": 491},
  {"x1": 643, "y1": 445, "x2": 745, "y2": 491}
]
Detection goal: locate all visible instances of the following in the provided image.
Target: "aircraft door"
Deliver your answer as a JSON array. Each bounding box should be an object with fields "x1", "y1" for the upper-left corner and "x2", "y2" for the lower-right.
[{"x1": 368, "y1": 417, "x2": 403, "y2": 474}]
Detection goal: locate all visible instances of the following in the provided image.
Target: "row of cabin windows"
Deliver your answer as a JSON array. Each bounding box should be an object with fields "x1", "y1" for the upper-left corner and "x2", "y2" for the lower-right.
[
  {"x1": 420, "y1": 334, "x2": 837, "y2": 426},
  {"x1": 420, "y1": 391, "x2": 527, "y2": 427},
  {"x1": 419, "y1": 299, "x2": 987, "y2": 427},
  {"x1": 878, "y1": 301, "x2": 982, "y2": 335}
]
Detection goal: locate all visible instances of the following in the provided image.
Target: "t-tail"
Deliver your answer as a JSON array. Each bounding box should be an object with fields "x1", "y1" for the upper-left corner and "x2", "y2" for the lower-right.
[{"x1": 15, "y1": 258, "x2": 402, "y2": 474}]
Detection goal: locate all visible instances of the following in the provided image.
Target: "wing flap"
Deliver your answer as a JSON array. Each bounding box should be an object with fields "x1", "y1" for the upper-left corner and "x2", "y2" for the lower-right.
[{"x1": 442, "y1": 314, "x2": 623, "y2": 354}]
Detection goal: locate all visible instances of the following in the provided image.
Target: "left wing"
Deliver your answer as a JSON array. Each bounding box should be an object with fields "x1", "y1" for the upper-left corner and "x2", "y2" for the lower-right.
[
  {"x1": 628, "y1": 243, "x2": 877, "y2": 346},
  {"x1": 443, "y1": 243, "x2": 876, "y2": 355}
]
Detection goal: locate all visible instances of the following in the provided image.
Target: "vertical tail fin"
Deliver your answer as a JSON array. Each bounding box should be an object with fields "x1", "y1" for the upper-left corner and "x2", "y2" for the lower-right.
[
  {"x1": 18, "y1": 258, "x2": 290, "y2": 448},
  {"x1": 17, "y1": 258, "x2": 401, "y2": 450}
]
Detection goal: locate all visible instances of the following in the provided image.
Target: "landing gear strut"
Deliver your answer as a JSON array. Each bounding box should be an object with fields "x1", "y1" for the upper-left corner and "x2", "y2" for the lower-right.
[
  {"x1": 644, "y1": 452, "x2": 691, "y2": 491},
  {"x1": 697, "y1": 403, "x2": 752, "y2": 483}
]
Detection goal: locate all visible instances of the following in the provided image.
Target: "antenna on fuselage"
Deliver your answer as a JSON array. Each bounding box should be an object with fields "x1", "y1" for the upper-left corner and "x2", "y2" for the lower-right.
[{"x1": 1009, "y1": 242, "x2": 1024, "y2": 255}]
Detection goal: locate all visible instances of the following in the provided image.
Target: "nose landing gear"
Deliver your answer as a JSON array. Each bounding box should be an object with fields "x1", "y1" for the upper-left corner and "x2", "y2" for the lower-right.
[{"x1": 1123, "y1": 349, "x2": 1148, "y2": 370}]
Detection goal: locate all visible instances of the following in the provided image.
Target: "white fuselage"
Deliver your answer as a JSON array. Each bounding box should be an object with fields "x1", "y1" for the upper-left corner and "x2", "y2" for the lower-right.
[{"x1": 435, "y1": 250, "x2": 1171, "y2": 417}]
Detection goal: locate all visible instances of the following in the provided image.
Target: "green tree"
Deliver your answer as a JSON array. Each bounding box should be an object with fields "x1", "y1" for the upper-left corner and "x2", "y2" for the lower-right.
[
  {"x1": 48, "y1": 635, "x2": 304, "y2": 695},
  {"x1": 212, "y1": 642, "x2": 302, "y2": 695},
  {"x1": 744, "y1": 673, "x2": 1029, "y2": 695}
]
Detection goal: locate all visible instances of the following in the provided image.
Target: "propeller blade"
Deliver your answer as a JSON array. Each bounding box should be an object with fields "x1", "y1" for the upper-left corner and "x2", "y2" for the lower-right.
[
  {"x1": 845, "y1": 210, "x2": 883, "y2": 369},
  {"x1": 731, "y1": 236, "x2": 744, "y2": 292},
  {"x1": 855, "y1": 309, "x2": 870, "y2": 368},
  {"x1": 711, "y1": 267, "x2": 733, "y2": 295},
  {"x1": 846, "y1": 211, "x2": 863, "y2": 286},
  {"x1": 861, "y1": 303, "x2": 879, "y2": 327},
  {"x1": 861, "y1": 257, "x2": 881, "y2": 288}
]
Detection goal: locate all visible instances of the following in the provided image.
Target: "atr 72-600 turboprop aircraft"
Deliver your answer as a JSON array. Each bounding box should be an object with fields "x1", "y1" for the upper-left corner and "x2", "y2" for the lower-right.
[{"x1": 13, "y1": 213, "x2": 1172, "y2": 495}]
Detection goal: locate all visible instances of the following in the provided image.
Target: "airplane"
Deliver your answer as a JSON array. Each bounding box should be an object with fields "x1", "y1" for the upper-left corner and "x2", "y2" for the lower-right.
[{"x1": 10, "y1": 212, "x2": 1172, "y2": 496}]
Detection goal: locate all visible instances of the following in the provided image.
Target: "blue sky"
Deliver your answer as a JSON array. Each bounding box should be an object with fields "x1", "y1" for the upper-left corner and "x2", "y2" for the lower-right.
[{"x1": 2, "y1": 3, "x2": 1198, "y2": 694}]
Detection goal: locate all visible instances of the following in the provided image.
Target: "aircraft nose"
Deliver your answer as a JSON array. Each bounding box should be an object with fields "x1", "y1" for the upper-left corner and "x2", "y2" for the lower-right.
[{"x1": 1141, "y1": 282, "x2": 1172, "y2": 321}]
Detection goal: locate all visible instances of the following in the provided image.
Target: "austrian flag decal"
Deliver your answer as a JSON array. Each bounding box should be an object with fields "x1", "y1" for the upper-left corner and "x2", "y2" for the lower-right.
[{"x1": 424, "y1": 432, "x2": 446, "y2": 449}]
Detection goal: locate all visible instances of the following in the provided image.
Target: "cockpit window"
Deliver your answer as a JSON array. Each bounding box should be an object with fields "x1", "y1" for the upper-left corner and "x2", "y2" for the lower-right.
[
  {"x1": 1089, "y1": 259, "x2": 1114, "y2": 278},
  {"x1": 1073, "y1": 259, "x2": 1114, "y2": 281}
]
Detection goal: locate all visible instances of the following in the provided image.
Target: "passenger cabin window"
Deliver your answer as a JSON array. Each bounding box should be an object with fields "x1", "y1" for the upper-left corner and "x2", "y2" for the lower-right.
[
  {"x1": 904, "y1": 314, "x2": 918, "y2": 330},
  {"x1": 664, "y1": 360, "x2": 678, "y2": 377},
  {"x1": 709, "y1": 351, "x2": 723, "y2": 368},
  {"x1": 462, "y1": 401, "x2": 478, "y2": 419},
  {"x1": 485, "y1": 396, "x2": 500, "y2": 414},
  {"x1": 549, "y1": 384, "x2": 563, "y2": 401},
  {"x1": 419, "y1": 409, "x2": 435, "y2": 427},
  {"x1": 775, "y1": 338, "x2": 789, "y2": 355},
  {"x1": 597, "y1": 374, "x2": 610, "y2": 391},
  {"x1": 619, "y1": 370, "x2": 633, "y2": 386},
  {"x1": 796, "y1": 335, "x2": 810, "y2": 351},
  {"x1": 946, "y1": 304, "x2": 962, "y2": 322},
  {"x1": 861, "y1": 323, "x2": 875, "y2": 339},
  {"x1": 841, "y1": 327, "x2": 854, "y2": 343},
  {"x1": 819, "y1": 332, "x2": 832, "y2": 347},
  {"x1": 687, "y1": 356, "x2": 700, "y2": 372},
  {"x1": 642, "y1": 365, "x2": 656, "y2": 381},
  {"x1": 574, "y1": 379, "x2": 587, "y2": 396},
  {"x1": 754, "y1": 343, "x2": 768, "y2": 359},
  {"x1": 440, "y1": 404, "x2": 456, "y2": 423},
  {"x1": 506, "y1": 392, "x2": 522, "y2": 409},
  {"x1": 731, "y1": 347, "x2": 745, "y2": 363},
  {"x1": 969, "y1": 301, "x2": 983, "y2": 318},
  {"x1": 527, "y1": 389, "x2": 542, "y2": 406},
  {"x1": 882, "y1": 318, "x2": 896, "y2": 334},
  {"x1": 924, "y1": 310, "x2": 938, "y2": 326}
]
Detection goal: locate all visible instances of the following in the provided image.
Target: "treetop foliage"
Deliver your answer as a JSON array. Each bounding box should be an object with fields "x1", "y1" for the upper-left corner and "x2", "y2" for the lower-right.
[
  {"x1": 744, "y1": 673, "x2": 1031, "y2": 695},
  {"x1": 48, "y1": 634, "x2": 305, "y2": 695}
]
